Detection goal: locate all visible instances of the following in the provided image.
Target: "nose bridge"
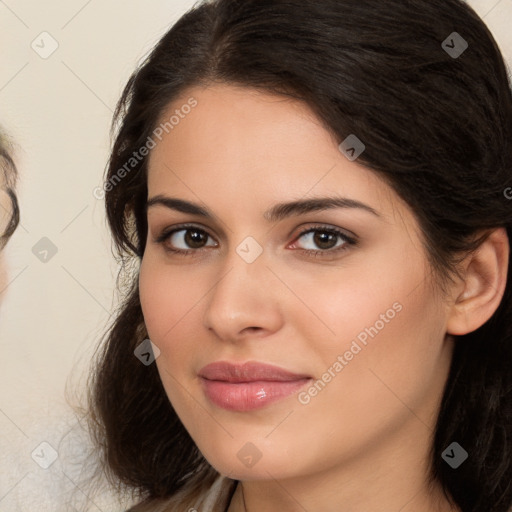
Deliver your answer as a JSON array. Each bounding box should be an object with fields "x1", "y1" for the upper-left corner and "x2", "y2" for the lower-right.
[
  {"x1": 202, "y1": 236, "x2": 282, "y2": 338},
  {"x1": 210, "y1": 236, "x2": 267, "y2": 307}
]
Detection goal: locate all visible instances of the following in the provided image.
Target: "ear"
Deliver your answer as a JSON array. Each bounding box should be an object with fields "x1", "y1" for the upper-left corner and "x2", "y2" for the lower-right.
[{"x1": 446, "y1": 227, "x2": 509, "y2": 336}]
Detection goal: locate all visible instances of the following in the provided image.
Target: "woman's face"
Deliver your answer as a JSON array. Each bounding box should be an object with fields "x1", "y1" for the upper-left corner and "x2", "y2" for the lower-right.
[{"x1": 139, "y1": 84, "x2": 455, "y2": 482}]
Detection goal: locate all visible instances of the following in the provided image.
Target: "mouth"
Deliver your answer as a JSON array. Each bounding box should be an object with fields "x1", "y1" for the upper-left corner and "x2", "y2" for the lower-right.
[{"x1": 198, "y1": 361, "x2": 313, "y2": 411}]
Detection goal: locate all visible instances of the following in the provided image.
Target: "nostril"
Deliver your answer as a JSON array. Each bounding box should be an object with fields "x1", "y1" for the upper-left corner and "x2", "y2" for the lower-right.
[{"x1": 244, "y1": 326, "x2": 262, "y2": 333}]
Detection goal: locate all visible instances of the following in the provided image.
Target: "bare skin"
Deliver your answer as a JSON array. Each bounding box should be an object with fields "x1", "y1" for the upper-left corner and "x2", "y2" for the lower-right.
[{"x1": 139, "y1": 83, "x2": 509, "y2": 512}]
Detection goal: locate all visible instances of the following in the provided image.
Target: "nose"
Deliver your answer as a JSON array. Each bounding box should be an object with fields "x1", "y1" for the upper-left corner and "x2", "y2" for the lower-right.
[{"x1": 202, "y1": 246, "x2": 284, "y2": 343}]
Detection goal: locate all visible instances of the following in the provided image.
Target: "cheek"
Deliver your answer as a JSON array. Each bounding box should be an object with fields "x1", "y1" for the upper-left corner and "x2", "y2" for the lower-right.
[
  {"x1": 272, "y1": 253, "x2": 415, "y2": 362},
  {"x1": 298, "y1": 265, "x2": 445, "y2": 432},
  {"x1": 138, "y1": 254, "x2": 213, "y2": 394},
  {"x1": 138, "y1": 257, "x2": 228, "y2": 444},
  {"x1": 293, "y1": 240, "x2": 444, "y2": 406},
  {"x1": 139, "y1": 254, "x2": 200, "y2": 342}
]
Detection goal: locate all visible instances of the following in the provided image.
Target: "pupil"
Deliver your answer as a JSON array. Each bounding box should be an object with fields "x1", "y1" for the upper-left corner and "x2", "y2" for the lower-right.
[
  {"x1": 186, "y1": 230, "x2": 206, "y2": 248},
  {"x1": 314, "y1": 231, "x2": 336, "y2": 249}
]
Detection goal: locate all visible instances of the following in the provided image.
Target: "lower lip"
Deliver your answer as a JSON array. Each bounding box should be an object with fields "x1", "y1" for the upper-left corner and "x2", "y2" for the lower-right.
[{"x1": 200, "y1": 377, "x2": 311, "y2": 411}]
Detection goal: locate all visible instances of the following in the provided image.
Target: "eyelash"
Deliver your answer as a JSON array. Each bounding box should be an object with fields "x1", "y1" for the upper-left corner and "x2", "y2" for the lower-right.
[{"x1": 154, "y1": 223, "x2": 357, "y2": 259}]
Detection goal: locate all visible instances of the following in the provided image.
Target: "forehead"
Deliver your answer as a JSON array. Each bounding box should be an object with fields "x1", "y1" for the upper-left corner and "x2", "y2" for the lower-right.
[
  {"x1": 150, "y1": 83, "x2": 337, "y2": 168},
  {"x1": 146, "y1": 84, "x2": 408, "y2": 225}
]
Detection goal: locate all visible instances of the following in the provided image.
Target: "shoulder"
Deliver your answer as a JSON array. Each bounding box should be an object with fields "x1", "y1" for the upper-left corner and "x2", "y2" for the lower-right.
[
  {"x1": 125, "y1": 474, "x2": 237, "y2": 512},
  {"x1": 193, "y1": 474, "x2": 237, "y2": 512}
]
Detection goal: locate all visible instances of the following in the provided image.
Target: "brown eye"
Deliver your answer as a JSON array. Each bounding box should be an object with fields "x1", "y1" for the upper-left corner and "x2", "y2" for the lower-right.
[
  {"x1": 293, "y1": 227, "x2": 353, "y2": 253},
  {"x1": 183, "y1": 229, "x2": 209, "y2": 248},
  {"x1": 311, "y1": 231, "x2": 339, "y2": 250},
  {"x1": 157, "y1": 226, "x2": 218, "y2": 252}
]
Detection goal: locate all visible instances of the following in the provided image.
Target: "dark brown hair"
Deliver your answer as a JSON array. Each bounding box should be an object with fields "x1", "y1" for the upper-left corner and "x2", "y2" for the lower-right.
[
  {"x1": 0, "y1": 130, "x2": 20, "y2": 250},
  {"x1": 86, "y1": 1, "x2": 512, "y2": 511}
]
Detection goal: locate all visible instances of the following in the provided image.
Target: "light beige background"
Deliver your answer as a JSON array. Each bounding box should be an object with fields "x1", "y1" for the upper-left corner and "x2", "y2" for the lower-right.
[{"x1": 0, "y1": 0, "x2": 511, "y2": 510}]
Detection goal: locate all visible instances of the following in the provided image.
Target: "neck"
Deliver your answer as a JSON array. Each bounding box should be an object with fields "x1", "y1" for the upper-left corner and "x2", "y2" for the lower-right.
[{"x1": 226, "y1": 415, "x2": 460, "y2": 512}]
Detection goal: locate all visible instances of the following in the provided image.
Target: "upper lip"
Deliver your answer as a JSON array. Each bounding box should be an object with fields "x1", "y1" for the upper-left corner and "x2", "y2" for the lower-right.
[{"x1": 198, "y1": 361, "x2": 311, "y2": 383}]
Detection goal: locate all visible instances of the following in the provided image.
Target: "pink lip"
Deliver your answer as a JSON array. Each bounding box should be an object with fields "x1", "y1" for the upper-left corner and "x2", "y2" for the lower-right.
[{"x1": 198, "y1": 361, "x2": 312, "y2": 411}]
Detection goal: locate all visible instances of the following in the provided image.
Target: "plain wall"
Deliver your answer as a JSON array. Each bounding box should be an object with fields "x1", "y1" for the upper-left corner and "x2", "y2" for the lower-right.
[{"x1": 0, "y1": 0, "x2": 511, "y2": 510}]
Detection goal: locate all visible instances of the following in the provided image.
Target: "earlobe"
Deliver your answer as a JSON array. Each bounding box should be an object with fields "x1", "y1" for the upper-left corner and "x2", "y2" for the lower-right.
[{"x1": 446, "y1": 227, "x2": 509, "y2": 336}]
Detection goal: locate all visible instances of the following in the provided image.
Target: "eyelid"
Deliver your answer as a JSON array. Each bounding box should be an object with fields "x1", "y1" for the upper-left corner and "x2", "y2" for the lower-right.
[{"x1": 290, "y1": 224, "x2": 357, "y2": 244}]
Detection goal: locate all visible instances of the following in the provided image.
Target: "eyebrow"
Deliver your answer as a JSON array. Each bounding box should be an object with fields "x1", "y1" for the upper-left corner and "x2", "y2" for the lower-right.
[{"x1": 146, "y1": 195, "x2": 381, "y2": 222}]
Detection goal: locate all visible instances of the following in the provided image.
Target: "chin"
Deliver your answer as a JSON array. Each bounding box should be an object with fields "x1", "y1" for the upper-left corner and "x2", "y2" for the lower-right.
[{"x1": 200, "y1": 441, "x2": 302, "y2": 481}]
